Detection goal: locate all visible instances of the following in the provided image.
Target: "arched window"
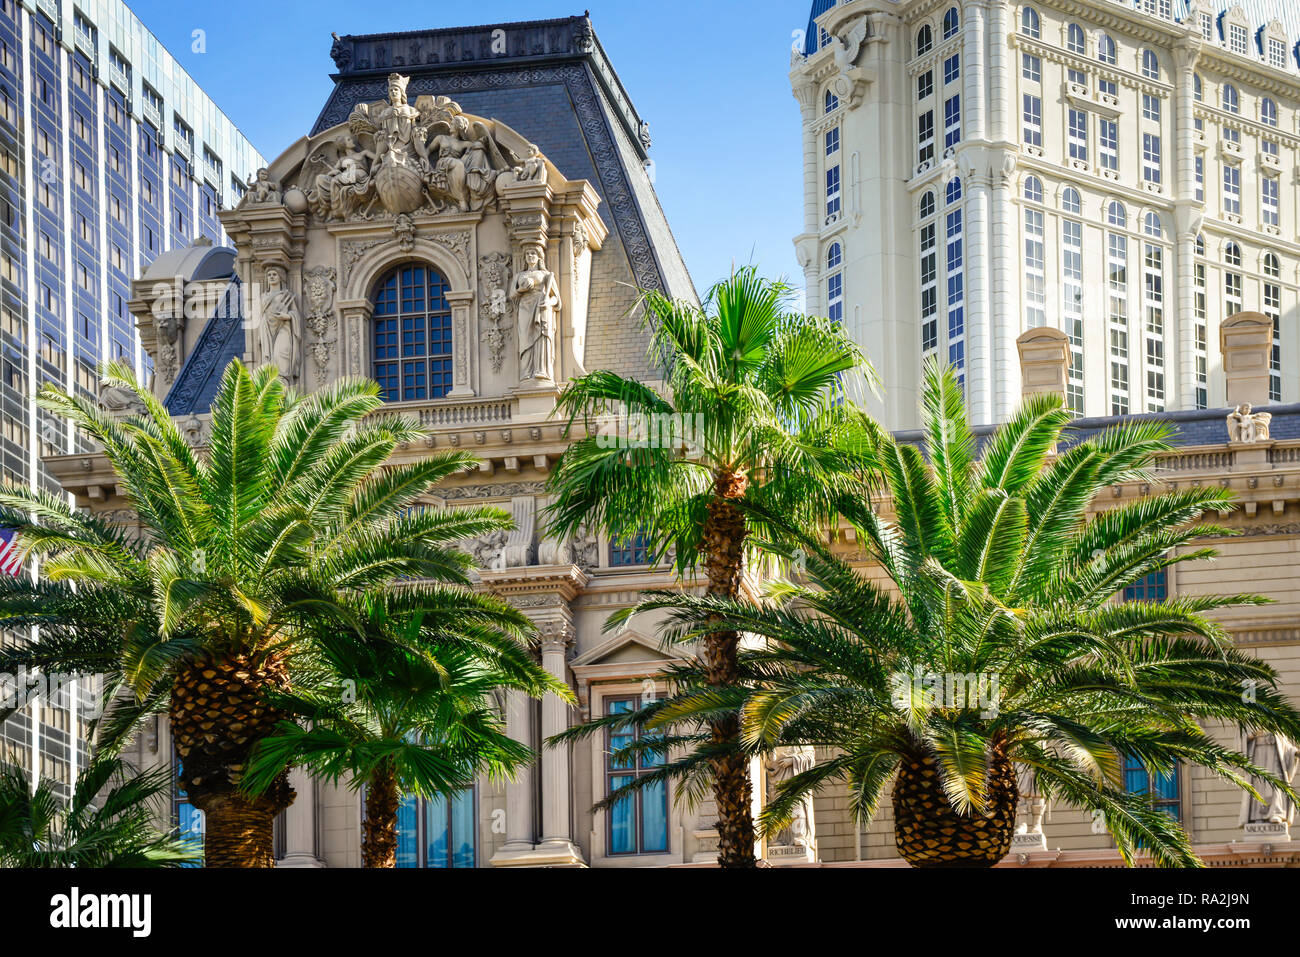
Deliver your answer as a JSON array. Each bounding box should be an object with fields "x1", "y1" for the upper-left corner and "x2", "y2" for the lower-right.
[
  {"x1": 827, "y1": 242, "x2": 842, "y2": 270},
  {"x1": 1021, "y1": 6, "x2": 1040, "y2": 39},
  {"x1": 1144, "y1": 212, "x2": 1163, "y2": 238},
  {"x1": 372, "y1": 263, "x2": 453, "y2": 403},
  {"x1": 1264, "y1": 251, "x2": 1281, "y2": 277},
  {"x1": 1222, "y1": 83, "x2": 1239, "y2": 114},
  {"x1": 1224, "y1": 241, "x2": 1242, "y2": 267},
  {"x1": 1098, "y1": 34, "x2": 1117, "y2": 65},
  {"x1": 946, "y1": 177, "x2": 963, "y2": 205},
  {"x1": 1195, "y1": 234, "x2": 1206, "y2": 257},
  {"x1": 1062, "y1": 186, "x2": 1081, "y2": 214},
  {"x1": 920, "y1": 190, "x2": 936, "y2": 218},
  {"x1": 943, "y1": 7, "x2": 960, "y2": 39},
  {"x1": 1261, "y1": 97, "x2": 1278, "y2": 127},
  {"x1": 1141, "y1": 49, "x2": 1160, "y2": 80},
  {"x1": 1066, "y1": 24, "x2": 1085, "y2": 55},
  {"x1": 1107, "y1": 201, "x2": 1126, "y2": 227},
  {"x1": 1023, "y1": 175, "x2": 1043, "y2": 203},
  {"x1": 916, "y1": 24, "x2": 933, "y2": 57},
  {"x1": 825, "y1": 89, "x2": 839, "y2": 114},
  {"x1": 1193, "y1": 73, "x2": 1203, "y2": 101}
]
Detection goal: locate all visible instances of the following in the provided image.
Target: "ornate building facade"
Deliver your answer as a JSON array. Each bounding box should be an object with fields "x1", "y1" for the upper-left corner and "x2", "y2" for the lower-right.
[
  {"x1": 41, "y1": 14, "x2": 1300, "y2": 868},
  {"x1": 795, "y1": 0, "x2": 1300, "y2": 430}
]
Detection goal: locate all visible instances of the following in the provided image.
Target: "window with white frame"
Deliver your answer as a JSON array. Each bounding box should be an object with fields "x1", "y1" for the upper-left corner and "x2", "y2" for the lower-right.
[
  {"x1": 1200, "y1": 13, "x2": 1214, "y2": 42},
  {"x1": 1194, "y1": 74, "x2": 1204, "y2": 133},
  {"x1": 1066, "y1": 23, "x2": 1085, "y2": 55},
  {"x1": 1262, "y1": 97, "x2": 1278, "y2": 128},
  {"x1": 944, "y1": 95, "x2": 961, "y2": 149},
  {"x1": 1229, "y1": 23, "x2": 1248, "y2": 56},
  {"x1": 1142, "y1": 92, "x2": 1161, "y2": 122},
  {"x1": 916, "y1": 25, "x2": 933, "y2": 58},
  {"x1": 1024, "y1": 179, "x2": 1046, "y2": 329},
  {"x1": 1222, "y1": 84, "x2": 1239, "y2": 114},
  {"x1": 1100, "y1": 118, "x2": 1118, "y2": 172},
  {"x1": 943, "y1": 7, "x2": 959, "y2": 40},
  {"x1": 921, "y1": 201, "x2": 939, "y2": 354},
  {"x1": 825, "y1": 89, "x2": 839, "y2": 114},
  {"x1": 1263, "y1": 138, "x2": 1279, "y2": 159},
  {"x1": 1263, "y1": 176, "x2": 1280, "y2": 228},
  {"x1": 827, "y1": 272, "x2": 843, "y2": 323},
  {"x1": 1023, "y1": 94, "x2": 1043, "y2": 148},
  {"x1": 919, "y1": 110, "x2": 935, "y2": 166},
  {"x1": 1099, "y1": 34, "x2": 1117, "y2": 65},
  {"x1": 1022, "y1": 52, "x2": 1041, "y2": 83},
  {"x1": 1265, "y1": 252, "x2": 1282, "y2": 402},
  {"x1": 1108, "y1": 227, "x2": 1130, "y2": 415},
  {"x1": 1063, "y1": 217, "x2": 1085, "y2": 413},
  {"x1": 1224, "y1": 242, "x2": 1243, "y2": 319},
  {"x1": 1143, "y1": 232, "x2": 1166, "y2": 412},
  {"x1": 826, "y1": 127, "x2": 839, "y2": 156},
  {"x1": 1194, "y1": 154, "x2": 1204, "y2": 202},
  {"x1": 918, "y1": 70, "x2": 933, "y2": 101},
  {"x1": 944, "y1": 54, "x2": 960, "y2": 85},
  {"x1": 946, "y1": 179, "x2": 965, "y2": 383},
  {"x1": 1142, "y1": 134, "x2": 1162, "y2": 185},
  {"x1": 1068, "y1": 109, "x2": 1088, "y2": 164},
  {"x1": 1223, "y1": 163, "x2": 1241, "y2": 216},
  {"x1": 1269, "y1": 37, "x2": 1287, "y2": 70},
  {"x1": 1021, "y1": 6, "x2": 1039, "y2": 39},
  {"x1": 826, "y1": 164, "x2": 842, "y2": 221},
  {"x1": 1194, "y1": 237, "x2": 1208, "y2": 410},
  {"x1": 1062, "y1": 186, "x2": 1081, "y2": 215},
  {"x1": 1141, "y1": 49, "x2": 1160, "y2": 80}
]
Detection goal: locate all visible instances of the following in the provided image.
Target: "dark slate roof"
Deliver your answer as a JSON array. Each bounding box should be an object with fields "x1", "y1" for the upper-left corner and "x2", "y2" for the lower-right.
[
  {"x1": 314, "y1": 15, "x2": 696, "y2": 304},
  {"x1": 895, "y1": 403, "x2": 1300, "y2": 451},
  {"x1": 164, "y1": 276, "x2": 244, "y2": 417},
  {"x1": 804, "y1": 0, "x2": 836, "y2": 55}
]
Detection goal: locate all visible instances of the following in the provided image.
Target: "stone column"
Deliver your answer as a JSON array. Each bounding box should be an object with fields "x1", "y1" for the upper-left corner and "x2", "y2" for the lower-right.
[
  {"x1": 483, "y1": 563, "x2": 589, "y2": 867},
  {"x1": 277, "y1": 767, "x2": 325, "y2": 868},
  {"x1": 963, "y1": 2, "x2": 988, "y2": 143},
  {"x1": 337, "y1": 299, "x2": 373, "y2": 378},
  {"x1": 987, "y1": 1, "x2": 1012, "y2": 145},
  {"x1": 446, "y1": 289, "x2": 476, "y2": 398},
  {"x1": 992, "y1": 153, "x2": 1018, "y2": 420},
  {"x1": 966, "y1": 161, "x2": 993, "y2": 425}
]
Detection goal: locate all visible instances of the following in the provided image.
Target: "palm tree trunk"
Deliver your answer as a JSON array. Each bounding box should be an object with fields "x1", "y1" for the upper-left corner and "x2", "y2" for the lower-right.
[
  {"x1": 362, "y1": 758, "x2": 400, "y2": 868},
  {"x1": 200, "y1": 791, "x2": 283, "y2": 868},
  {"x1": 701, "y1": 471, "x2": 756, "y2": 869}
]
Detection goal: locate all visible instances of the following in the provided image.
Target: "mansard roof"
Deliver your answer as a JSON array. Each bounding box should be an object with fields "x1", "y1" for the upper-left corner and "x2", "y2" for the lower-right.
[{"x1": 314, "y1": 16, "x2": 696, "y2": 307}]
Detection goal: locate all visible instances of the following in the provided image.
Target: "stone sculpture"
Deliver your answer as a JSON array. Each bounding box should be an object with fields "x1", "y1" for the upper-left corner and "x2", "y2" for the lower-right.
[
  {"x1": 1228, "y1": 403, "x2": 1272, "y2": 443},
  {"x1": 259, "y1": 266, "x2": 304, "y2": 386},
  {"x1": 510, "y1": 246, "x2": 561, "y2": 383}
]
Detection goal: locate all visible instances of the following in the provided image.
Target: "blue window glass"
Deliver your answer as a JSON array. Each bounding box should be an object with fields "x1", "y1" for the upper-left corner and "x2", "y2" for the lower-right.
[
  {"x1": 606, "y1": 697, "x2": 669, "y2": 855},
  {"x1": 1123, "y1": 754, "x2": 1181, "y2": 831},
  {"x1": 1124, "y1": 569, "x2": 1168, "y2": 603},
  {"x1": 395, "y1": 787, "x2": 476, "y2": 868},
  {"x1": 173, "y1": 753, "x2": 204, "y2": 867},
  {"x1": 610, "y1": 529, "x2": 651, "y2": 567},
  {"x1": 372, "y1": 263, "x2": 453, "y2": 402}
]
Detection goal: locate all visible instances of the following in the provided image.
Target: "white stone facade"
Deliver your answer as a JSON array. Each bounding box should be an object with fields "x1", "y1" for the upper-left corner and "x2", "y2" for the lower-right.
[{"x1": 795, "y1": 0, "x2": 1300, "y2": 429}]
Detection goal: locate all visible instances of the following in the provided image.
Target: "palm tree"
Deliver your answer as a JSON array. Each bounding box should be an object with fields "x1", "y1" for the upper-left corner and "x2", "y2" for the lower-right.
[
  {"x1": 0, "y1": 359, "x2": 513, "y2": 866},
  {"x1": 545, "y1": 268, "x2": 877, "y2": 867},
  {"x1": 608, "y1": 363, "x2": 1300, "y2": 867},
  {"x1": 241, "y1": 591, "x2": 569, "y2": 867},
  {"x1": 0, "y1": 757, "x2": 199, "y2": 867}
]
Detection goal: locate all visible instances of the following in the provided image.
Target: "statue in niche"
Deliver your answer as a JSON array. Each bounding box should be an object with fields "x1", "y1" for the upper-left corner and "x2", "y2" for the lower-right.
[
  {"x1": 305, "y1": 134, "x2": 375, "y2": 222},
  {"x1": 510, "y1": 246, "x2": 561, "y2": 383},
  {"x1": 1227, "y1": 403, "x2": 1272, "y2": 443},
  {"x1": 765, "y1": 745, "x2": 816, "y2": 852},
  {"x1": 242, "y1": 168, "x2": 282, "y2": 206},
  {"x1": 1240, "y1": 731, "x2": 1298, "y2": 827},
  {"x1": 259, "y1": 266, "x2": 304, "y2": 386}
]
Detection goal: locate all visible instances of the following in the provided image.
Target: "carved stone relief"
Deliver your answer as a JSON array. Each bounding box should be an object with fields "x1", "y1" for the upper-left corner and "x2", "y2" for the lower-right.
[
  {"x1": 303, "y1": 266, "x2": 338, "y2": 387},
  {"x1": 479, "y1": 252, "x2": 513, "y2": 373}
]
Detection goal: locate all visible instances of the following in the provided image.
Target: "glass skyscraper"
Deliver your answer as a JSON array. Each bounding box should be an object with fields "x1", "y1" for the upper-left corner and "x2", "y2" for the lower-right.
[{"x1": 0, "y1": 0, "x2": 263, "y2": 797}]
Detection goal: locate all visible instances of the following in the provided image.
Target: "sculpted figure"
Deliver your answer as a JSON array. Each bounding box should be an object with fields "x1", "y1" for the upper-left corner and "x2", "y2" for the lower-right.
[
  {"x1": 259, "y1": 266, "x2": 303, "y2": 386},
  {"x1": 426, "y1": 115, "x2": 501, "y2": 212},
  {"x1": 98, "y1": 375, "x2": 147, "y2": 417},
  {"x1": 244, "y1": 168, "x2": 281, "y2": 205},
  {"x1": 766, "y1": 745, "x2": 816, "y2": 850},
  {"x1": 510, "y1": 247, "x2": 561, "y2": 383},
  {"x1": 308, "y1": 135, "x2": 375, "y2": 221},
  {"x1": 347, "y1": 74, "x2": 428, "y2": 216},
  {"x1": 1227, "y1": 403, "x2": 1272, "y2": 443},
  {"x1": 1241, "y1": 731, "x2": 1298, "y2": 826}
]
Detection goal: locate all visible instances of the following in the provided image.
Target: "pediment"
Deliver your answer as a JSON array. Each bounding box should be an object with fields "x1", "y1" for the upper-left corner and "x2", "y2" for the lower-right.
[{"x1": 571, "y1": 629, "x2": 677, "y2": 668}]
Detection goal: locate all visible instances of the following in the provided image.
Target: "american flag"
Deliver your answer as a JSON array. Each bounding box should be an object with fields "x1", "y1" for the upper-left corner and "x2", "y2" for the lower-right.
[{"x1": 0, "y1": 527, "x2": 23, "y2": 576}]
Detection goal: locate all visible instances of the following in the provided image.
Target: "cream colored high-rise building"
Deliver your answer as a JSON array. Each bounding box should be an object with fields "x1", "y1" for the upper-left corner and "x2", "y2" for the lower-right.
[{"x1": 794, "y1": 0, "x2": 1300, "y2": 430}]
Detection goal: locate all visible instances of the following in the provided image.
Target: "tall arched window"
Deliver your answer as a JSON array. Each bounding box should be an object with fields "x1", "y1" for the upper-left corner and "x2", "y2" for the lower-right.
[
  {"x1": 825, "y1": 89, "x2": 839, "y2": 114},
  {"x1": 372, "y1": 263, "x2": 453, "y2": 403},
  {"x1": 946, "y1": 177, "x2": 963, "y2": 205},
  {"x1": 1144, "y1": 212, "x2": 1163, "y2": 238},
  {"x1": 1021, "y1": 6, "x2": 1040, "y2": 39},
  {"x1": 920, "y1": 190, "x2": 936, "y2": 218},
  {"x1": 1224, "y1": 241, "x2": 1242, "y2": 267},
  {"x1": 1062, "y1": 186, "x2": 1081, "y2": 214},
  {"x1": 1098, "y1": 34, "x2": 1117, "y2": 65},
  {"x1": 1107, "y1": 200, "x2": 1126, "y2": 227},
  {"x1": 1261, "y1": 97, "x2": 1278, "y2": 127},
  {"x1": 943, "y1": 7, "x2": 960, "y2": 39},
  {"x1": 1222, "y1": 83, "x2": 1239, "y2": 113},
  {"x1": 1023, "y1": 175, "x2": 1043, "y2": 203},
  {"x1": 1141, "y1": 49, "x2": 1160, "y2": 80},
  {"x1": 826, "y1": 242, "x2": 843, "y2": 270},
  {"x1": 916, "y1": 24, "x2": 933, "y2": 57},
  {"x1": 1193, "y1": 73, "x2": 1203, "y2": 101},
  {"x1": 1066, "y1": 24, "x2": 1085, "y2": 54}
]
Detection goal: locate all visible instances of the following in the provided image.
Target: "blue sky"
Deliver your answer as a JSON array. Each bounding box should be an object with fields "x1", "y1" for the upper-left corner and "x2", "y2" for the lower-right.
[{"x1": 130, "y1": 0, "x2": 814, "y2": 300}]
